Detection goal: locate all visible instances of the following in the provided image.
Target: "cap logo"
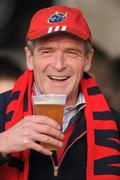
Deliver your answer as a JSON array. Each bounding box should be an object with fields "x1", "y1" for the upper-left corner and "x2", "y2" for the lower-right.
[{"x1": 48, "y1": 12, "x2": 67, "y2": 23}]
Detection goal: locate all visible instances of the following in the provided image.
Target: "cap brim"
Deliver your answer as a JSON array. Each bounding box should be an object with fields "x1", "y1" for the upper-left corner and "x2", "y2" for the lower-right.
[{"x1": 27, "y1": 28, "x2": 91, "y2": 42}]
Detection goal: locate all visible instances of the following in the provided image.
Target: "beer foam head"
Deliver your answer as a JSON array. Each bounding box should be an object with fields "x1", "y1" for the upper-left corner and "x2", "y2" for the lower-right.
[{"x1": 32, "y1": 94, "x2": 67, "y2": 105}]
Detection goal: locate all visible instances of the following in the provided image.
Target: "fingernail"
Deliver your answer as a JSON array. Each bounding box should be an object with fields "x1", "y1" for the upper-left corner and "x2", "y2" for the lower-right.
[
  {"x1": 59, "y1": 142, "x2": 63, "y2": 147},
  {"x1": 49, "y1": 151, "x2": 53, "y2": 156}
]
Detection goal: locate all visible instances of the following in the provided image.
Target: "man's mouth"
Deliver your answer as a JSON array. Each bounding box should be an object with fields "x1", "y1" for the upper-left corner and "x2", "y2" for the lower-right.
[{"x1": 48, "y1": 75, "x2": 70, "y2": 81}]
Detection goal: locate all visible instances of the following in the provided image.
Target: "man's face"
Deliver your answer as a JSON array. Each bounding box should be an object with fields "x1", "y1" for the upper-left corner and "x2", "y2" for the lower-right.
[{"x1": 25, "y1": 34, "x2": 93, "y2": 106}]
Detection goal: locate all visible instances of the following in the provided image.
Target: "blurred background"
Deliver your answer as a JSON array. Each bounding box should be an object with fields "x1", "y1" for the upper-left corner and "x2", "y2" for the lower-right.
[{"x1": 0, "y1": 0, "x2": 120, "y2": 111}]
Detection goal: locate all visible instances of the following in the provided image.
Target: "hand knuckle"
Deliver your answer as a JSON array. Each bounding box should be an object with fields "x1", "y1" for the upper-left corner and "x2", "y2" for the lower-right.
[
  {"x1": 44, "y1": 126, "x2": 50, "y2": 133},
  {"x1": 23, "y1": 138, "x2": 29, "y2": 147},
  {"x1": 44, "y1": 135, "x2": 49, "y2": 143}
]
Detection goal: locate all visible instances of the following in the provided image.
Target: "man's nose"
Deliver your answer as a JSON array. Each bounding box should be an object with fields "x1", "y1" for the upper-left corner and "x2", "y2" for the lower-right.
[{"x1": 52, "y1": 52, "x2": 66, "y2": 71}]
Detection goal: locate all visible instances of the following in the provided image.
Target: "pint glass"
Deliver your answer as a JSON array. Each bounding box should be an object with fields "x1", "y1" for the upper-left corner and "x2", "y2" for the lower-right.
[{"x1": 32, "y1": 94, "x2": 66, "y2": 150}]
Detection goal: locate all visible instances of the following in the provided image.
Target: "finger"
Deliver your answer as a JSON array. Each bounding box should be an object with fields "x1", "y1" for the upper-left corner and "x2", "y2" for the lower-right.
[
  {"x1": 31, "y1": 132, "x2": 63, "y2": 148},
  {"x1": 24, "y1": 115, "x2": 61, "y2": 129},
  {"x1": 29, "y1": 140, "x2": 53, "y2": 156},
  {"x1": 30, "y1": 123, "x2": 64, "y2": 140},
  {"x1": 31, "y1": 115, "x2": 61, "y2": 129}
]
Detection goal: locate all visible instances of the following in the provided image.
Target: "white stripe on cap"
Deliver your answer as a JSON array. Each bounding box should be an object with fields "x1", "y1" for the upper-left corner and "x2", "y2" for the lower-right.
[
  {"x1": 61, "y1": 26, "x2": 67, "y2": 31},
  {"x1": 54, "y1": 26, "x2": 60, "y2": 31},
  {"x1": 48, "y1": 26, "x2": 53, "y2": 33}
]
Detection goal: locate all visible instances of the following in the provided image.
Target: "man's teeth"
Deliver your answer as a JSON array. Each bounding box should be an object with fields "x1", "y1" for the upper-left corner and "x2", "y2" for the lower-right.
[{"x1": 49, "y1": 75, "x2": 69, "y2": 80}]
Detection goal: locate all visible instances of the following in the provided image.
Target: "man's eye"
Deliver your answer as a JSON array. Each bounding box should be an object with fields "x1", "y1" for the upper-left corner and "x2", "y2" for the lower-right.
[
  {"x1": 42, "y1": 51, "x2": 51, "y2": 54},
  {"x1": 69, "y1": 51, "x2": 77, "y2": 54},
  {"x1": 67, "y1": 51, "x2": 78, "y2": 56},
  {"x1": 35, "y1": 50, "x2": 53, "y2": 57},
  {"x1": 66, "y1": 50, "x2": 84, "y2": 58}
]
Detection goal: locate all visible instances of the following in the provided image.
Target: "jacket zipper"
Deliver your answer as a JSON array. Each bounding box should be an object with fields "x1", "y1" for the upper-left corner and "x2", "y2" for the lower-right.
[
  {"x1": 54, "y1": 166, "x2": 59, "y2": 176},
  {"x1": 50, "y1": 155, "x2": 59, "y2": 176},
  {"x1": 51, "y1": 130, "x2": 87, "y2": 176}
]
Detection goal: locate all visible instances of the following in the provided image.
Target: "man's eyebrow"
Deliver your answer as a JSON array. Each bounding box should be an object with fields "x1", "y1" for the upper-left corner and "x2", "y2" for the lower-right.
[
  {"x1": 37, "y1": 47, "x2": 53, "y2": 52},
  {"x1": 65, "y1": 47, "x2": 84, "y2": 53}
]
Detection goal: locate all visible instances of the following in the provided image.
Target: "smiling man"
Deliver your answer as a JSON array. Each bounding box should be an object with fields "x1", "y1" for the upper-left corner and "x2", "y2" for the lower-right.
[{"x1": 0, "y1": 5, "x2": 120, "y2": 180}]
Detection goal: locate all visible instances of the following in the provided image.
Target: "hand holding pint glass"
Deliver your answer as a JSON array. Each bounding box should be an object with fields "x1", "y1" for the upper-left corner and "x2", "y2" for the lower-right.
[{"x1": 32, "y1": 94, "x2": 66, "y2": 150}]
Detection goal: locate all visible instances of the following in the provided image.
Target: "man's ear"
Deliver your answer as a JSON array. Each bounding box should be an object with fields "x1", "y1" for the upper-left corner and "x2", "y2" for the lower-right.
[
  {"x1": 84, "y1": 49, "x2": 94, "y2": 72},
  {"x1": 24, "y1": 46, "x2": 33, "y2": 71}
]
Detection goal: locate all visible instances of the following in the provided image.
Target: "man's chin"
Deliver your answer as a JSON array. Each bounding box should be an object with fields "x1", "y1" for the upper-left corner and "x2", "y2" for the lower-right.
[{"x1": 45, "y1": 89, "x2": 68, "y2": 95}]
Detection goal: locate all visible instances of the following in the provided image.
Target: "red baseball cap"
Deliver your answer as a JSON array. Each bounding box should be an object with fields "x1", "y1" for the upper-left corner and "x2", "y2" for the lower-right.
[{"x1": 26, "y1": 5, "x2": 92, "y2": 42}]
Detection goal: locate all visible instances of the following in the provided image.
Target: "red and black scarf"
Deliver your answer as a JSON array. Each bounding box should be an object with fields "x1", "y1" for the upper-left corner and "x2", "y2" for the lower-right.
[{"x1": 2, "y1": 69, "x2": 120, "y2": 180}]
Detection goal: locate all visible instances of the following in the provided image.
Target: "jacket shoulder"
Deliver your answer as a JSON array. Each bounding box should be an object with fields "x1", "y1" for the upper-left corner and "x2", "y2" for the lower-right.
[
  {"x1": 0, "y1": 90, "x2": 12, "y2": 108},
  {"x1": 0, "y1": 90, "x2": 12, "y2": 132}
]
